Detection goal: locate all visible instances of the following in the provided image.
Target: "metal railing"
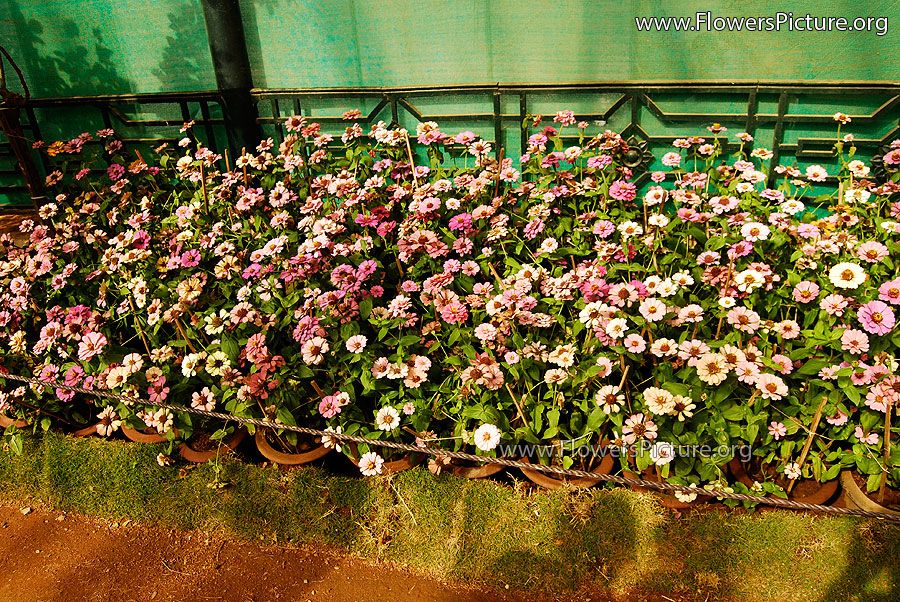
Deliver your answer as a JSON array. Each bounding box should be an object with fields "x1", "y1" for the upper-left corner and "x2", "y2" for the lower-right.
[{"x1": 3, "y1": 82, "x2": 900, "y2": 203}]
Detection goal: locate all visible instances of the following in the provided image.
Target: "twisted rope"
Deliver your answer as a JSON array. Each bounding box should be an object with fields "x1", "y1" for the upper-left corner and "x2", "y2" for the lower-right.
[{"x1": 2, "y1": 372, "x2": 899, "y2": 521}]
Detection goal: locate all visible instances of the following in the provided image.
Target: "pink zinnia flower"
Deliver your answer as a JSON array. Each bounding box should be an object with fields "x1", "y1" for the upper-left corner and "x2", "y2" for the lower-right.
[
  {"x1": 148, "y1": 377, "x2": 169, "y2": 403},
  {"x1": 622, "y1": 413, "x2": 658, "y2": 444},
  {"x1": 441, "y1": 301, "x2": 469, "y2": 325},
  {"x1": 735, "y1": 360, "x2": 760, "y2": 384},
  {"x1": 318, "y1": 395, "x2": 341, "y2": 418},
  {"x1": 623, "y1": 334, "x2": 647, "y2": 354},
  {"x1": 77, "y1": 331, "x2": 108, "y2": 361},
  {"x1": 180, "y1": 249, "x2": 201, "y2": 267},
  {"x1": 771, "y1": 354, "x2": 794, "y2": 374},
  {"x1": 756, "y1": 374, "x2": 788, "y2": 400},
  {"x1": 856, "y1": 241, "x2": 889, "y2": 263},
  {"x1": 855, "y1": 426, "x2": 879, "y2": 445},
  {"x1": 858, "y1": 300, "x2": 896, "y2": 335},
  {"x1": 840, "y1": 329, "x2": 870, "y2": 355},
  {"x1": 826, "y1": 410, "x2": 848, "y2": 426},
  {"x1": 820, "y1": 293, "x2": 849, "y2": 317},
  {"x1": 878, "y1": 278, "x2": 900, "y2": 305},
  {"x1": 792, "y1": 281, "x2": 820, "y2": 303},
  {"x1": 768, "y1": 421, "x2": 787, "y2": 440},
  {"x1": 726, "y1": 306, "x2": 760, "y2": 333},
  {"x1": 609, "y1": 180, "x2": 637, "y2": 202}
]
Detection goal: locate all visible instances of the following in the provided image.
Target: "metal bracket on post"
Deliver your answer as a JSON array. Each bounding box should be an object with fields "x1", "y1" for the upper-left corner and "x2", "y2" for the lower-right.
[
  {"x1": 200, "y1": 0, "x2": 261, "y2": 153},
  {"x1": 0, "y1": 44, "x2": 45, "y2": 219}
]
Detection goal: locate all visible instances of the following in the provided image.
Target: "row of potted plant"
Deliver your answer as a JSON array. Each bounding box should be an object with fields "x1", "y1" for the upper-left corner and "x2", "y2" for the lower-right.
[{"x1": 0, "y1": 110, "x2": 898, "y2": 507}]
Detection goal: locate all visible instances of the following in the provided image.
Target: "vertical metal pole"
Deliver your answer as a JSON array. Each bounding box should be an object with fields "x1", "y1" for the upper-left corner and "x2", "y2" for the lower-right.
[{"x1": 199, "y1": 0, "x2": 261, "y2": 152}]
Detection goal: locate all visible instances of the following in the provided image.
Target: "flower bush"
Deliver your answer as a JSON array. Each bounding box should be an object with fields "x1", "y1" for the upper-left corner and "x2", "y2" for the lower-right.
[{"x1": 1, "y1": 110, "x2": 899, "y2": 496}]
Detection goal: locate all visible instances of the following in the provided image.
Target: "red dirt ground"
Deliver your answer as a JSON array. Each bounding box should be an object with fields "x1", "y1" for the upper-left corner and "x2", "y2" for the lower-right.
[
  {"x1": 0, "y1": 504, "x2": 542, "y2": 602},
  {"x1": 0, "y1": 503, "x2": 704, "y2": 602}
]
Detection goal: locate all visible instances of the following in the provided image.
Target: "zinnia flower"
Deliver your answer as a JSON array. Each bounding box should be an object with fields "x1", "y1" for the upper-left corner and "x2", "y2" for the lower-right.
[
  {"x1": 375, "y1": 406, "x2": 401, "y2": 431},
  {"x1": 696, "y1": 353, "x2": 729, "y2": 385},
  {"x1": 840, "y1": 328, "x2": 870, "y2": 355},
  {"x1": 768, "y1": 421, "x2": 787, "y2": 440},
  {"x1": 359, "y1": 452, "x2": 384, "y2": 476},
  {"x1": 77, "y1": 331, "x2": 108, "y2": 361},
  {"x1": 828, "y1": 262, "x2": 866, "y2": 289},
  {"x1": 878, "y1": 278, "x2": 900, "y2": 305},
  {"x1": 756, "y1": 374, "x2": 788, "y2": 400},
  {"x1": 792, "y1": 281, "x2": 820, "y2": 303},
  {"x1": 858, "y1": 300, "x2": 896, "y2": 335},
  {"x1": 473, "y1": 423, "x2": 501, "y2": 451},
  {"x1": 345, "y1": 334, "x2": 368, "y2": 353}
]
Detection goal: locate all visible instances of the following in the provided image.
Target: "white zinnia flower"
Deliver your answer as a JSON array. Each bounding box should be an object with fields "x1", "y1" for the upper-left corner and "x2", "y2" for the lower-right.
[
  {"x1": 740, "y1": 222, "x2": 770, "y2": 242},
  {"x1": 650, "y1": 441, "x2": 676, "y2": 466},
  {"x1": 605, "y1": 318, "x2": 628, "y2": 339},
  {"x1": 473, "y1": 423, "x2": 501, "y2": 451},
  {"x1": 375, "y1": 406, "x2": 400, "y2": 431},
  {"x1": 695, "y1": 353, "x2": 729, "y2": 386},
  {"x1": 359, "y1": 452, "x2": 384, "y2": 476},
  {"x1": 828, "y1": 262, "x2": 866, "y2": 289},
  {"x1": 321, "y1": 426, "x2": 343, "y2": 453},
  {"x1": 784, "y1": 462, "x2": 802, "y2": 480},
  {"x1": 345, "y1": 334, "x2": 367, "y2": 354}
]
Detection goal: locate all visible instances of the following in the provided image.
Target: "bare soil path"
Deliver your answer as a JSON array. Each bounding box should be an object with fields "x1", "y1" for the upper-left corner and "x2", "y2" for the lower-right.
[{"x1": 0, "y1": 504, "x2": 542, "y2": 602}]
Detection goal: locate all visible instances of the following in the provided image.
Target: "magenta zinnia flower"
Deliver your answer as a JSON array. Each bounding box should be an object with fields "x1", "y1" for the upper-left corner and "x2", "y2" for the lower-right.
[
  {"x1": 609, "y1": 180, "x2": 637, "y2": 202},
  {"x1": 858, "y1": 300, "x2": 896, "y2": 335}
]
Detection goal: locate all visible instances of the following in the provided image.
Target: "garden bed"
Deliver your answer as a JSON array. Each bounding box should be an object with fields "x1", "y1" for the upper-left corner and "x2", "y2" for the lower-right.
[{"x1": 1, "y1": 109, "x2": 899, "y2": 507}]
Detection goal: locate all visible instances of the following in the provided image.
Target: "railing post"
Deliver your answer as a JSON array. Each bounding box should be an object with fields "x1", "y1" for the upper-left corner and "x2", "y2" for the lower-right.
[
  {"x1": 0, "y1": 44, "x2": 44, "y2": 218},
  {"x1": 199, "y1": 0, "x2": 261, "y2": 152}
]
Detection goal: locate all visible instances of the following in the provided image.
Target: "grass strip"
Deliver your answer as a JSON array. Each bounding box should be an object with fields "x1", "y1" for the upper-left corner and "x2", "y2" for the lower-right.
[{"x1": 1, "y1": 432, "x2": 898, "y2": 601}]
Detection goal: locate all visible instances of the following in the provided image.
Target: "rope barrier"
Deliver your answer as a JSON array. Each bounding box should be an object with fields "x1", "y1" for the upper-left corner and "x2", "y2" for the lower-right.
[{"x1": 2, "y1": 372, "x2": 899, "y2": 522}]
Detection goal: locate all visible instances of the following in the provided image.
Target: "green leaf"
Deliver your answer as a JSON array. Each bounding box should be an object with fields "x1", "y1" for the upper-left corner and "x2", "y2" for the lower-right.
[
  {"x1": 586, "y1": 407, "x2": 605, "y2": 431},
  {"x1": 797, "y1": 358, "x2": 827, "y2": 376},
  {"x1": 360, "y1": 297, "x2": 373, "y2": 319},
  {"x1": 221, "y1": 336, "x2": 239, "y2": 360},
  {"x1": 8, "y1": 434, "x2": 23, "y2": 456},
  {"x1": 211, "y1": 428, "x2": 228, "y2": 441}
]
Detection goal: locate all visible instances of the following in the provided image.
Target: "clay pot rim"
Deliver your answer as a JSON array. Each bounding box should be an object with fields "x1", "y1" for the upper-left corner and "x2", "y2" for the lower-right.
[
  {"x1": 448, "y1": 460, "x2": 505, "y2": 479},
  {"x1": 518, "y1": 453, "x2": 614, "y2": 490},
  {"x1": 254, "y1": 427, "x2": 332, "y2": 466},
  {"x1": 121, "y1": 425, "x2": 169, "y2": 444},
  {"x1": 0, "y1": 414, "x2": 28, "y2": 429},
  {"x1": 179, "y1": 427, "x2": 248, "y2": 463},
  {"x1": 728, "y1": 458, "x2": 840, "y2": 506},
  {"x1": 840, "y1": 470, "x2": 900, "y2": 515}
]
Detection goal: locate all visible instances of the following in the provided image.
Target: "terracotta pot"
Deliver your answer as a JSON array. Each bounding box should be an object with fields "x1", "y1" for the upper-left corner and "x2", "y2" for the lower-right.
[
  {"x1": 179, "y1": 427, "x2": 248, "y2": 463},
  {"x1": 122, "y1": 426, "x2": 168, "y2": 444},
  {"x1": 346, "y1": 443, "x2": 421, "y2": 475},
  {"x1": 448, "y1": 460, "x2": 505, "y2": 480},
  {"x1": 254, "y1": 427, "x2": 332, "y2": 466},
  {"x1": 622, "y1": 469, "x2": 710, "y2": 510},
  {"x1": 728, "y1": 458, "x2": 839, "y2": 506},
  {"x1": 0, "y1": 414, "x2": 28, "y2": 429},
  {"x1": 73, "y1": 423, "x2": 102, "y2": 437},
  {"x1": 519, "y1": 451, "x2": 615, "y2": 491},
  {"x1": 840, "y1": 471, "x2": 900, "y2": 516}
]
